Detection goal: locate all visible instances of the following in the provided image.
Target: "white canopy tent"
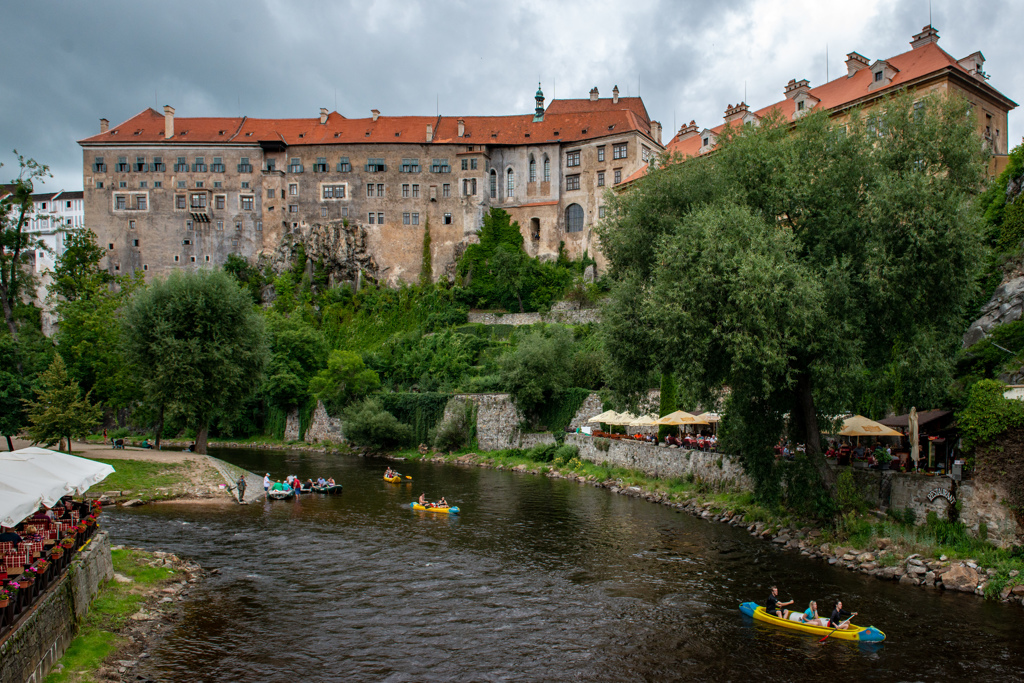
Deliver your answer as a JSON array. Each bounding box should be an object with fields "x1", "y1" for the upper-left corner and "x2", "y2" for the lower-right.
[{"x1": 0, "y1": 448, "x2": 114, "y2": 529}]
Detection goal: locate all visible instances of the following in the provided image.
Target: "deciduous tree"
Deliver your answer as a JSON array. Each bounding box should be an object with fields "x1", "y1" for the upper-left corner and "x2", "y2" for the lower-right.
[{"x1": 23, "y1": 353, "x2": 102, "y2": 452}]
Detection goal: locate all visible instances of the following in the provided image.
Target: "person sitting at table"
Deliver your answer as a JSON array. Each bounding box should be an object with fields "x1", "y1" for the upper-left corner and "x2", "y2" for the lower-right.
[{"x1": 0, "y1": 529, "x2": 23, "y2": 549}]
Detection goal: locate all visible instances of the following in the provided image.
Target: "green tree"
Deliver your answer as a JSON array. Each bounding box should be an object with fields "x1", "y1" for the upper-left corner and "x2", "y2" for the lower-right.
[
  {"x1": 223, "y1": 253, "x2": 265, "y2": 304},
  {"x1": 342, "y1": 397, "x2": 413, "y2": 449},
  {"x1": 47, "y1": 228, "x2": 112, "y2": 303},
  {"x1": 499, "y1": 326, "x2": 572, "y2": 424},
  {"x1": 0, "y1": 336, "x2": 34, "y2": 450},
  {"x1": 262, "y1": 311, "x2": 327, "y2": 410},
  {"x1": 309, "y1": 349, "x2": 380, "y2": 413},
  {"x1": 420, "y1": 218, "x2": 433, "y2": 286},
  {"x1": 599, "y1": 93, "x2": 987, "y2": 505},
  {"x1": 23, "y1": 353, "x2": 102, "y2": 452},
  {"x1": 121, "y1": 269, "x2": 268, "y2": 453},
  {"x1": 0, "y1": 153, "x2": 50, "y2": 346}
]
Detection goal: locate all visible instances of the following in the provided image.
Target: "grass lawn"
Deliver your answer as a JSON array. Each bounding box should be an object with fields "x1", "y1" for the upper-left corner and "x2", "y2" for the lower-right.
[
  {"x1": 45, "y1": 549, "x2": 179, "y2": 683},
  {"x1": 83, "y1": 459, "x2": 192, "y2": 498}
]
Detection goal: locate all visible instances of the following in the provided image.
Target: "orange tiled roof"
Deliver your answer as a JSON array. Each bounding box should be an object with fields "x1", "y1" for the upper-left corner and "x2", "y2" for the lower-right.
[
  {"x1": 80, "y1": 104, "x2": 656, "y2": 148},
  {"x1": 664, "y1": 41, "x2": 1015, "y2": 159},
  {"x1": 545, "y1": 96, "x2": 651, "y2": 126}
]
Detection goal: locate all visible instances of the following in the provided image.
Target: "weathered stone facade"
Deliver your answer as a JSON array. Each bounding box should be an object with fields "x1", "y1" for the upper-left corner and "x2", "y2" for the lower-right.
[
  {"x1": 283, "y1": 408, "x2": 300, "y2": 442},
  {"x1": 0, "y1": 531, "x2": 113, "y2": 683},
  {"x1": 303, "y1": 400, "x2": 344, "y2": 444},
  {"x1": 80, "y1": 90, "x2": 661, "y2": 285},
  {"x1": 567, "y1": 433, "x2": 753, "y2": 488},
  {"x1": 568, "y1": 393, "x2": 605, "y2": 431}
]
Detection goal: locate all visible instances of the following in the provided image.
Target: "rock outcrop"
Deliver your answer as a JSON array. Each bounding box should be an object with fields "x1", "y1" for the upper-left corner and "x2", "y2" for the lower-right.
[{"x1": 963, "y1": 275, "x2": 1024, "y2": 348}]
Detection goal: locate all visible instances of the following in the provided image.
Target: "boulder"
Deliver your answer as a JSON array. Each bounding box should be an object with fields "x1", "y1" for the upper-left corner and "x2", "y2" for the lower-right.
[
  {"x1": 899, "y1": 574, "x2": 919, "y2": 586},
  {"x1": 1011, "y1": 584, "x2": 1024, "y2": 596},
  {"x1": 876, "y1": 567, "x2": 899, "y2": 580},
  {"x1": 941, "y1": 564, "x2": 980, "y2": 593},
  {"x1": 122, "y1": 498, "x2": 145, "y2": 507},
  {"x1": 856, "y1": 552, "x2": 876, "y2": 563},
  {"x1": 773, "y1": 535, "x2": 790, "y2": 544}
]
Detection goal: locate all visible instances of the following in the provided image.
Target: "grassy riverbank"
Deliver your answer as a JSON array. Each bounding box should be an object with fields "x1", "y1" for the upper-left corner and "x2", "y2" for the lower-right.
[
  {"x1": 46, "y1": 548, "x2": 194, "y2": 683},
  {"x1": 382, "y1": 444, "x2": 1024, "y2": 599}
]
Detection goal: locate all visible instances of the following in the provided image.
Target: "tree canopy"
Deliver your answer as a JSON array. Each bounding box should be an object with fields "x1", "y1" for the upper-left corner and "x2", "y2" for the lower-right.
[
  {"x1": 23, "y1": 353, "x2": 103, "y2": 452},
  {"x1": 599, "y1": 93, "x2": 988, "y2": 507},
  {"x1": 121, "y1": 269, "x2": 268, "y2": 453}
]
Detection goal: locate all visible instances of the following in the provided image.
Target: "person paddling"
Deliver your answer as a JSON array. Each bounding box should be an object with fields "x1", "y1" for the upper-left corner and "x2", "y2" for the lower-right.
[
  {"x1": 828, "y1": 600, "x2": 857, "y2": 629},
  {"x1": 418, "y1": 492, "x2": 428, "y2": 507},
  {"x1": 766, "y1": 586, "x2": 793, "y2": 619}
]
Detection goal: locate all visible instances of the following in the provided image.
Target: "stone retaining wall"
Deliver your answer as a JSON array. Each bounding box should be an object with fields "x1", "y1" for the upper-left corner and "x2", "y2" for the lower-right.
[
  {"x1": 567, "y1": 433, "x2": 753, "y2": 488},
  {"x1": 467, "y1": 307, "x2": 600, "y2": 326},
  {"x1": 284, "y1": 408, "x2": 300, "y2": 441},
  {"x1": 0, "y1": 531, "x2": 113, "y2": 683},
  {"x1": 567, "y1": 393, "x2": 603, "y2": 431},
  {"x1": 304, "y1": 400, "x2": 344, "y2": 444}
]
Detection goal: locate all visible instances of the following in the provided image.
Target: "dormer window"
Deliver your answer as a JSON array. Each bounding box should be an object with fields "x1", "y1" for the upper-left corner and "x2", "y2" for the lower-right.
[
  {"x1": 702, "y1": 137, "x2": 709, "y2": 146},
  {"x1": 797, "y1": 101, "x2": 805, "y2": 111},
  {"x1": 874, "y1": 71, "x2": 883, "y2": 82}
]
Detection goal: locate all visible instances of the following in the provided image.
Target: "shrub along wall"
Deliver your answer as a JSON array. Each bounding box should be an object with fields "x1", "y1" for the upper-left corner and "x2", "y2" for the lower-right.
[{"x1": 379, "y1": 392, "x2": 452, "y2": 446}]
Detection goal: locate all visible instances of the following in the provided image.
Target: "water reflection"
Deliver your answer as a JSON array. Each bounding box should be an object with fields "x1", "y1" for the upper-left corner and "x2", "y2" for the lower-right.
[{"x1": 97, "y1": 449, "x2": 1024, "y2": 682}]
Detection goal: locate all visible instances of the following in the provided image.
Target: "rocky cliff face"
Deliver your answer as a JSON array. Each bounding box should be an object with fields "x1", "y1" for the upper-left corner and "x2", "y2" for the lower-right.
[
  {"x1": 265, "y1": 220, "x2": 380, "y2": 287},
  {"x1": 963, "y1": 273, "x2": 1024, "y2": 348}
]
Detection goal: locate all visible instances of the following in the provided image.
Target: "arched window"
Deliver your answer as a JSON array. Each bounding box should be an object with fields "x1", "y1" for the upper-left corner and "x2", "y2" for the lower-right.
[
  {"x1": 490, "y1": 169, "x2": 497, "y2": 199},
  {"x1": 506, "y1": 168, "x2": 514, "y2": 197},
  {"x1": 543, "y1": 155, "x2": 550, "y2": 182},
  {"x1": 529, "y1": 155, "x2": 536, "y2": 182},
  {"x1": 565, "y1": 203, "x2": 584, "y2": 233}
]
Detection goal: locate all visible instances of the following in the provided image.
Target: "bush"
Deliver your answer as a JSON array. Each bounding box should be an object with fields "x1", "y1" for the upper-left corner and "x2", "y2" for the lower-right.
[
  {"x1": 499, "y1": 326, "x2": 572, "y2": 423},
  {"x1": 552, "y1": 444, "x2": 578, "y2": 466},
  {"x1": 836, "y1": 469, "x2": 866, "y2": 514},
  {"x1": 957, "y1": 379, "x2": 1024, "y2": 449},
  {"x1": 433, "y1": 397, "x2": 476, "y2": 452},
  {"x1": 342, "y1": 398, "x2": 414, "y2": 449},
  {"x1": 524, "y1": 443, "x2": 559, "y2": 463},
  {"x1": 595, "y1": 437, "x2": 611, "y2": 452}
]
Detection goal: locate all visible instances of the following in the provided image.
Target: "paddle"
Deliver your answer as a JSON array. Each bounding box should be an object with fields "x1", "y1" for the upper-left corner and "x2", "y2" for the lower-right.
[{"x1": 818, "y1": 614, "x2": 856, "y2": 642}]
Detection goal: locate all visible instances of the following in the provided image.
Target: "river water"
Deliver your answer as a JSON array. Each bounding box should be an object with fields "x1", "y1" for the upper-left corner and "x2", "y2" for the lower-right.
[{"x1": 102, "y1": 448, "x2": 1024, "y2": 682}]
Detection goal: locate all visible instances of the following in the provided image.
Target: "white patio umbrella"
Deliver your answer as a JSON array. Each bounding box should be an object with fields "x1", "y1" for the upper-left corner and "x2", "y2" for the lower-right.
[
  {"x1": 587, "y1": 410, "x2": 619, "y2": 423},
  {"x1": 0, "y1": 448, "x2": 115, "y2": 529}
]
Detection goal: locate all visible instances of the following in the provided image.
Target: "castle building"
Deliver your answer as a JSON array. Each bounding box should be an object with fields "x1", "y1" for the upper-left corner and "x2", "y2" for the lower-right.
[
  {"x1": 78, "y1": 86, "x2": 662, "y2": 283},
  {"x1": 628, "y1": 26, "x2": 1016, "y2": 185}
]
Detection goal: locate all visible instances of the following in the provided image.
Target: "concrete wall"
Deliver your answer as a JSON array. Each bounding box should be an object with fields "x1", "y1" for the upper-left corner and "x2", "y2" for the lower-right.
[
  {"x1": 567, "y1": 433, "x2": 753, "y2": 488},
  {"x1": 0, "y1": 531, "x2": 114, "y2": 683}
]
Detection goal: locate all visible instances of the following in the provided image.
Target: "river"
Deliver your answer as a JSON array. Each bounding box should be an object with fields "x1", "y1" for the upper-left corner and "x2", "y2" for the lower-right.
[{"x1": 102, "y1": 448, "x2": 1024, "y2": 682}]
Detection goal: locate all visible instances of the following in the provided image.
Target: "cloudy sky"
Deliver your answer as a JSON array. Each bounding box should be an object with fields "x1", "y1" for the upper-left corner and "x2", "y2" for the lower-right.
[{"x1": 2, "y1": 0, "x2": 1020, "y2": 191}]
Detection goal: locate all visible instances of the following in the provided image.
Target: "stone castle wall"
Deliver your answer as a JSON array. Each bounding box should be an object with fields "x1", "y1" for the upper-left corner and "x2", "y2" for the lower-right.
[
  {"x1": 467, "y1": 306, "x2": 600, "y2": 327},
  {"x1": 303, "y1": 400, "x2": 344, "y2": 444}
]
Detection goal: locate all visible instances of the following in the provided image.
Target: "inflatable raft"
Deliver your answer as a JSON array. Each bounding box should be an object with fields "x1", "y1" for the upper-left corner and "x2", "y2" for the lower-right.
[
  {"x1": 383, "y1": 475, "x2": 402, "y2": 483},
  {"x1": 739, "y1": 603, "x2": 885, "y2": 642},
  {"x1": 409, "y1": 502, "x2": 459, "y2": 515},
  {"x1": 312, "y1": 484, "x2": 343, "y2": 494},
  {"x1": 267, "y1": 488, "x2": 294, "y2": 500}
]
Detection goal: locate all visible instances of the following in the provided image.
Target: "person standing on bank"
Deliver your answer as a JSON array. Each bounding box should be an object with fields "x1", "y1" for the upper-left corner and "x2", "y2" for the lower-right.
[
  {"x1": 263, "y1": 473, "x2": 271, "y2": 496},
  {"x1": 766, "y1": 586, "x2": 793, "y2": 619},
  {"x1": 236, "y1": 475, "x2": 247, "y2": 502}
]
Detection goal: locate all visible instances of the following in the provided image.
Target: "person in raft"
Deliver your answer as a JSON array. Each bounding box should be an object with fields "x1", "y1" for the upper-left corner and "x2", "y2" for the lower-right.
[
  {"x1": 418, "y1": 493, "x2": 429, "y2": 507},
  {"x1": 766, "y1": 586, "x2": 793, "y2": 619},
  {"x1": 829, "y1": 600, "x2": 857, "y2": 629},
  {"x1": 327, "y1": 477, "x2": 336, "y2": 486},
  {"x1": 385, "y1": 467, "x2": 394, "y2": 479},
  {"x1": 790, "y1": 600, "x2": 827, "y2": 626},
  {"x1": 437, "y1": 497, "x2": 448, "y2": 508}
]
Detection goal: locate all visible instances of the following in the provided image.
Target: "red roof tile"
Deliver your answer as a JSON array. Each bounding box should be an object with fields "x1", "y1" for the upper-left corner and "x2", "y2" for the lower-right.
[
  {"x1": 545, "y1": 96, "x2": 651, "y2": 125},
  {"x1": 664, "y1": 41, "x2": 1016, "y2": 159},
  {"x1": 81, "y1": 103, "x2": 657, "y2": 148}
]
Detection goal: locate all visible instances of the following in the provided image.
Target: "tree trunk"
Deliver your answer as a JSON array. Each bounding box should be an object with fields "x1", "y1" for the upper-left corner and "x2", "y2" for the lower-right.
[
  {"x1": 154, "y1": 404, "x2": 164, "y2": 450},
  {"x1": 5, "y1": 435, "x2": 12, "y2": 451},
  {"x1": 795, "y1": 370, "x2": 835, "y2": 491},
  {"x1": 196, "y1": 422, "x2": 209, "y2": 455}
]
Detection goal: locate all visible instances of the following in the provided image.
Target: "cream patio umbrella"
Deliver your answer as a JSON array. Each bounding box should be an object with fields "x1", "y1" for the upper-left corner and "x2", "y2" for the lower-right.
[
  {"x1": 697, "y1": 412, "x2": 721, "y2": 423},
  {"x1": 838, "y1": 415, "x2": 903, "y2": 438},
  {"x1": 627, "y1": 414, "x2": 660, "y2": 427},
  {"x1": 604, "y1": 412, "x2": 639, "y2": 425},
  {"x1": 656, "y1": 410, "x2": 710, "y2": 426},
  {"x1": 588, "y1": 410, "x2": 619, "y2": 423}
]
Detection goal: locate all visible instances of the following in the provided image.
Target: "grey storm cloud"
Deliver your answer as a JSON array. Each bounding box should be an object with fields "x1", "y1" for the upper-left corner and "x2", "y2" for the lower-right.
[{"x1": 1, "y1": 0, "x2": 1020, "y2": 192}]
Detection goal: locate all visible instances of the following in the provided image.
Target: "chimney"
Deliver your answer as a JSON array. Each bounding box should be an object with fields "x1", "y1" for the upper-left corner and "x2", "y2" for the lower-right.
[
  {"x1": 910, "y1": 25, "x2": 940, "y2": 49},
  {"x1": 320, "y1": 107, "x2": 328, "y2": 124},
  {"x1": 612, "y1": 85, "x2": 620, "y2": 104},
  {"x1": 676, "y1": 120, "x2": 699, "y2": 141},
  {"x1": 724, "y1": 102, "x2": 750, "y2": 123},
  {"x1": 457, "y1": 119, "x2": 465, "y2": 137},
  {"x1": 371, "y1": 109, "x2": 380, "y2": 122},
  {"x1": 163, "y1": 105, "x2": 175, "y2": 139},
  {"x1": 589, "y1": 87, "x2": 599, "y2": 102},
  {"x1": 426, "y1": 124, "x2": 433, "y2": 143},
  {"x1": 100, "y1": 118, "x2": 109, "y2": 133},
  {"x1": 783, "y1": 79, "x2": 810, "y2": 99},
  {"x1": 846, "y1": 52, "x2": 870, "y2": 77},
  {"x1": 650, "y1": 120, "x2": 662, "y2": 145}
]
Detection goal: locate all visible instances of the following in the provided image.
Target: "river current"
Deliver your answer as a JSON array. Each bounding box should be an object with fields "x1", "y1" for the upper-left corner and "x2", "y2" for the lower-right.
[{"x1": 102, "y1": 448, "x2": 1024, "y2": 682}]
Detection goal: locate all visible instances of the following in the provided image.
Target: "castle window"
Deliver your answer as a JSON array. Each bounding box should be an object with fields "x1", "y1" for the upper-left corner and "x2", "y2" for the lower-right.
[
  {"x1": 566, "y1": 150, "x2": 580, "y2": 167},
  {"x1": 289, "y1": 183, "x2": 298, "y2": 196},
  {"x1": 337, "y1": 157, "x2": 352, "y2": 173},
  {"x1": 443, "y1": 213, "x2": 452, "y2": 224},
  {"x1": 186, "y1": 220, "x2": 193, "y2": 230},
  {"x1": 377, "y1": 183, "x2": 385, "y2": 197},
  {"x1": 365, "y1": 158, "x2": 386, "y2": 172},
  {"x1": 256, "y1": 220, "x2": 262, "y2": 231},
  {"x1": 216, "y1": 220, "x2": 224, "y2": 230},
  {"x1": 96, "y1": 181, "x2": 104, "y2": 189},
  {"x1": 614, "y1": 169, "x2": 622, "y2": 184},
  {"x1": 400, "y1": 159, "x2": 420, "y2": 173},
  {"x1": 135, "y1": 157, "x2": 147, "y2": 172},
  {"x1": 93, "y1": 157, "x2": 106, "y2": 172},
  {"x1": 152, "y1": 156, "x2": 165, "y2": 172},
  {"x1": 266, "y1": 159, "x2": 276, "y2": 172},
  {"x1": 238, "y1": 157, "x2": 253, "y2": 173},
  {"x1": 367, "y1": 184, "x2": 375, "y2": 197},
  {"x1": 442, "y1": 183, "x2": 450, "y2": 198},
  {"x1": 289, "y1": 204, "x2": 298, "y2": 213},
  {"x1": 529, "y1": 155, "x2": 537, "y2": 182},
  {"x1": 874, "y1": 70, "x2": 883, "y2": 82},
  {"x1": 116, "y1": 157, "x2": 129, "y2": 172},
  {"x1": 368, "y1": 212, "x2": 376, "y2": 224},
  {"x1": 288, "y1": 157, "x2": 304, "y2": 173},
  {"x1": 461, "y1": 159, "x2": 468, "y2": 171},
  {"x1": 241, "y1": 182, "x2": 250, "y2": 189},
  {"x1": 490, "y1": 170, "x2": 497, "y2": 198},
  {"x1": 314, "y1": 157, "x2": 328, "y2": 172},
  {"x1": 597, "y1": 146, "x2": 605, "y2": 162},
  {"x1": 129, "y1": 220, "x2": 136, "y2": 230},
  {"x1": 175, "y1": 157, "x2": 189, "y2": 172},
  {"x1": 412, "y1": 184, "x2": 420, "y2": 198},
  {"x1": 213, "y1": 181, "x2": 222, "y2": 189},
  {"x1": 599, "y1": 206, "x2": 606, "y2": 218},
  {"x1": 321, "y1": 207, "x2": 328, "y2": 217},
  {"x1": 190, "y1": 193, "x2": 207, "y2": 209},
  {"x1": 597, "y1": 171, "x2": 605, "y2": 187},
  {"x1": 241, "y1": 195, "x2": 254, "y2": 210},
  {"x1": 431, "y1": 158, "x2": 450, "y2": 173},
  {"x1": 402, "y1": 184, "x2": 410, "y2": 198},
  {"x1": 268, "y1": 189, "x2": 275, "y2": 198},
  {"x1": 115, "y1": 195, "x2": 126, "y2": 210},
  {"x1": 323, "y1": 185, "x2": 346, "y2": 199},
  {"x1": 506, "y1": 168, "x2": 514, "y2": 197},
  {"x1": 174, "y1": 255, "x2": 180, "y2": 262},
  {"x1": 192, "y1": 157, "x2": 207, "y2": 172},
  {"x1": 471, "y1": 159, "x2": 478, "y2": 170},
  {"x1": 236, "y1": 221, "x2": 243, "y2": 231},
  {"x1": 565, "y1": 174, "x2": 580, "y2": 191},
  {"x1": 136, "y1": 195, "x2": 147, "y2": 210},
  {"x1": 215, "y1": 195, "x2": 225, "y2": 210},
  {"x1": 613, "y1": 143, "x2": 628, "y2": 160},
  {"x1": 565, "y1": 203, "x2": 584, "y2": 232},
  {"x1": 412, "y1": 213, "x2": 419, "y2": 225},
  {"x1": 211, "y1": 157, "x2": 225, "y2": 173},
  {"x1": 403, "y1": 212, "x2": 411, "y2": 225},
  {"x1": 543, "y1": 155, "x2": 550, "y2": 182}
]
